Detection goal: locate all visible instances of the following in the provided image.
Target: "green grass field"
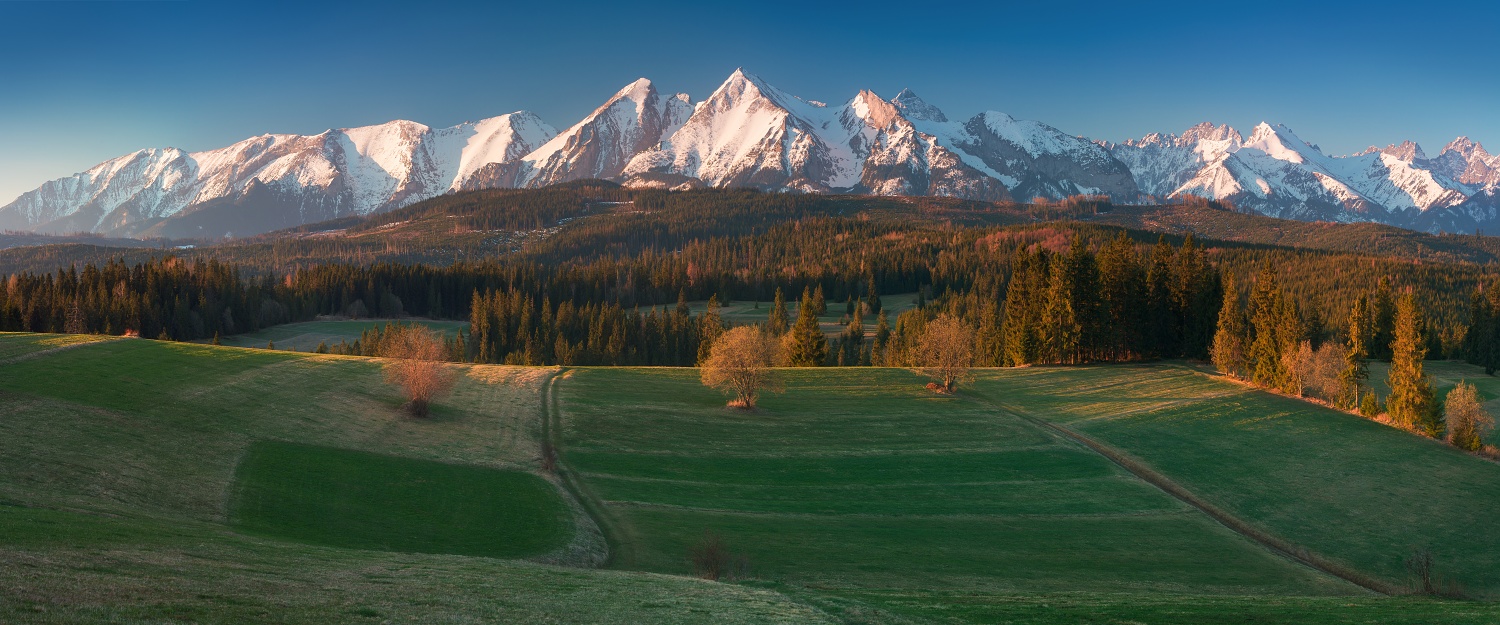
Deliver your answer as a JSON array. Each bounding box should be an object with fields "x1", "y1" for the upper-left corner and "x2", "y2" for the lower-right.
[
  {"x1": 230, "y1": 441, "x2": 571, "y2": 558},
  {"x1": 6, "y1": 332, "x2": 1500, "y2": 623},
  {"x1": 208, "y1": 318, "x2": 468, "y2": 351},
  {"x1": 0, "y1": 334, "x2": 830, "y2": 623},
  {"x1": 556, "y1": 368, "x2": 1354, "y2": 597},
  {"x1": 969, "y1": 363, "x2": 1500, "y2": 598}
]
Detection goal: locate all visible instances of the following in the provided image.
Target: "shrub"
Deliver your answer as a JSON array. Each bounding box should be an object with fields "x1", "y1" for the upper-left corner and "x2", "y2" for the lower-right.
[
  {"x1": 1444, "y1": 382, "x2": 1494, "y2": 452},
  {"x1": 688, "y1": 531, "x2": 748, "y2": 581},
  {"x1": 378, "y1": 325, "x2": 457, "y2": 418}
]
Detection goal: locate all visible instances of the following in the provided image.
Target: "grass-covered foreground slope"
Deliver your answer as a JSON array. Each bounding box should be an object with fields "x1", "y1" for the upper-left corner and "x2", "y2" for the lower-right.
[
  {"x1": 971, "y1": 363, "x2": 1500, "y2": 598},
  {"x1": 230, "y1": 441, "x2": 571, "y2": 558},
  {"x1": 0, "y1": 334, "x2": 834, "y2": 624},
  {"x1": 556, "y1": 367, "x2": 1353, "y2": 596}
]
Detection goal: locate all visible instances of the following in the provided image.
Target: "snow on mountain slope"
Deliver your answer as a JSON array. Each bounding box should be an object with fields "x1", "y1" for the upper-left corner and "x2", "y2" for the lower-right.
[
  {"x1": 2, "y1": 69, "x2": 1496, "y2": 237},
  {"x1": 622, "y1": 69, "x2": 864, "y2": 192},
  {"x1": 0, "y1": 114, "x2": 555, "y2": 237},
  {"x1": 1108, "y1": 123, "x2": 1243, "y2": 199},
  {"x1": 521, "y1": 79, "x2": 691, "y2": 187},
  {"x1": 1433, "y1": 137, "x2": 1500, "y2": 191}
]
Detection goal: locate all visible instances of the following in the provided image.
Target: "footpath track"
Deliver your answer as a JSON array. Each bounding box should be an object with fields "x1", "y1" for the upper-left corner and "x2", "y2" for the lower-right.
[{"x1": 975, "y1": 393, "x2": 1396, "y2": 596}]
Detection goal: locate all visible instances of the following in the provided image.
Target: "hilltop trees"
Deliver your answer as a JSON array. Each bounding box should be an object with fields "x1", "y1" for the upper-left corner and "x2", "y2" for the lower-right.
[
  {"x1": 913, "y1": 314, "x2": 975, "y2": 393},
  {"x1": 700, "y1": 326, "x2": 783, "y2": 409},
  {"x1": 1387, "y1": 294, "x2": 1441, "y2": 437},
  {"x1": 378, "y1": 324, "x2": 457, "y2": 418}
]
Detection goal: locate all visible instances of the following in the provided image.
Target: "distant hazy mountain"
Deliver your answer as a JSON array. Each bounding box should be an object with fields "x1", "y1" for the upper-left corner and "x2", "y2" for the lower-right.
[{"x1": 3, "y1": 69, "x2": 1496, "y2": 237}]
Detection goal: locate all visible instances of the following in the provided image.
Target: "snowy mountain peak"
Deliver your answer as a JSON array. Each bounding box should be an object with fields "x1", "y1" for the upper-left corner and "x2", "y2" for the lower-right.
[
  {"x1": 1379, "y1": 140, "x2": 1426, "y2": 161},
  {"x1": 851, "y1": 89, "x2": 903, "y2": 130},
  {"x1": 1181, "y1": 122, "x2": 1242, "y2": 145},
  {"x1": 1443, "y1": 136, "x2": 1490, "y2": 160},
  {"x1": 890, "y1": 89, "x2": 947, "y2": 123},
  {"x1": 1243, "y1": 123, "x2": 1320, "y2": 164}
]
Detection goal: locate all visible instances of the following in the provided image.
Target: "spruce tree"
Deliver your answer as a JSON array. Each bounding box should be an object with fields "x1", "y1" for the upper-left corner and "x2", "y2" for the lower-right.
[
  {"x1": 874, "y1": 309, "x2": 891, "y2": 365},
  {"x1": 1210, "y1": 274, "x2": 1247, "y2": 376},
  {"x1": 1387, "y1": 294, "x2": 1441, "y2": 436},
  {"x1": 695, "y1": 296, "x2": 725, "y2": 365},
  {"x1": 1097, "y1": 231, "x2": 1144, "y2": 360},
  {"x1": 1371, "y1": 277, "x2": 1396, "y2": 360},
  {"x1": 767, "y1": 287, "x2": 789, "y2": 335},
  {"x1": 810, "y1": 285, "x2": 828, "y2": 317},
  {"x1": 1337, "y1": 295, "x2": 1371, "y2": 409},
  {"x1": 1145, "y1": 237, "x2": 1178, "y2": 358},
  {"x1": 866, "y1": 275, "x2": 882, "y2": 314},
  {"x1": 1248, "y1": 265, "x2": 1286, "y2": 388},
  {"x1": 1041, "y1": 259, "x2": 1079, "y2": 364},
  {"x1": 785, "y1": 289, "x2": 828, "y2": 366}
]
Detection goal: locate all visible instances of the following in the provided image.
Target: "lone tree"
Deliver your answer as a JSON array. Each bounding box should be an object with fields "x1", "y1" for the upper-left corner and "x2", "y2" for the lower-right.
[
  {"x1": 700, "y1": 326, "x2": 783, "y2": 409},
  {"x1": 1444, "y1": 382, "x2": 1494, "y2": 451},
  {"x1": 379, "y1": 324, "x2": 456, "y2": 418},
  {"x1": 1387, "y1": 293, "x2": 1441, "y2": 436},
  {"x1": 914, "y1": 314, "x2": 975, "y2": 393}
]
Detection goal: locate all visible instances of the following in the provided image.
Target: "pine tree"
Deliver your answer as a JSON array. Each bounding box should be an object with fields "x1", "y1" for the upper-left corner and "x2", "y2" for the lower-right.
[
  {"x1": 839, "y1": 305, "x2": 864, "y2": 366},
  {"x1": 1337, "y1": 295, "x2": 1371, "y2": 409},
  {"x1": 1387, "y1": 293, "x2": 1441, "y2": 436},
  {"x1": 1211, "y1": 274, "x2": 1247, "y2": 376},
  {"x1": 810, "y1": 285, "x2": 827, "y2": 317},
  {"x1": 785, "y1": 288, "x2": 828, "y2": 366},
  {"x1": 1371, "y1": 277, "x2": 1396, "y2": 360},
  {"x1": 695, "y1": 296, "x2": 725, "y2": 365},
  {"x1": 1097, "y1": 231, "x2": 1145, "y2": 360},
  {"x1": 1145, "y1": 237, "x2": 1178, "y2": 358},
  {"x1": 1248, "y1": 265, "x2": 1286, "y2": 388},
  {"x1": 767, "y1": 287, "x2": 789, "y2": 335},
  {"x1": 866, "y1": 275, "x2": 882, "y2": 314},
  {"x1": 874, "y1": 309, "x2": 891, "y2": 365},
  {"x1": 1040, "y1": 259, "x2": 1079, "y2": 364}
]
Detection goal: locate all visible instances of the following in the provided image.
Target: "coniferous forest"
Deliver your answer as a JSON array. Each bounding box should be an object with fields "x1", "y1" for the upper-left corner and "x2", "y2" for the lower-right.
[{"x1": 1, "y1": 186, "x2": 1494, "y2": 370}]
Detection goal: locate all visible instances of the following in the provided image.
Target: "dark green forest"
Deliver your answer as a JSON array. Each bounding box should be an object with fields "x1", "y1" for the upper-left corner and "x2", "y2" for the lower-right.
[{"x1": 1, "y1": 186, "x2": 1495, "y2": 368}]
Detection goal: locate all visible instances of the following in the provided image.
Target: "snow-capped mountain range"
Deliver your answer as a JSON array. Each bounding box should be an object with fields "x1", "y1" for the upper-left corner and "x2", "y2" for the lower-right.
[{"x1": 3, "y1": 69, "x2": 1497, "y2": 238}]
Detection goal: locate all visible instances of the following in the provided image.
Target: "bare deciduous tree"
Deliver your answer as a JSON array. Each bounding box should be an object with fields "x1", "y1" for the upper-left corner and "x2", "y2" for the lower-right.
[
  {"x1": 378, "y1": 324, "x2": 456, "y2": 418},
  {"x1": 913, "y1": 314, "x2": 975, "y2": 393},
  {"x1": 700, "y1": 326, "x2": 783, "y2": 409}
]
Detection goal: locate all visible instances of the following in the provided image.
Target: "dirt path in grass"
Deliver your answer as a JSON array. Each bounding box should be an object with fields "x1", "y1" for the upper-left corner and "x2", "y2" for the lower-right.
[
  {"x1": 538, "y1": 369, "x2": 631, "y2": 569},
  {"x1": 975, "y1": 393, "x2": 1397, "y2": 596}
]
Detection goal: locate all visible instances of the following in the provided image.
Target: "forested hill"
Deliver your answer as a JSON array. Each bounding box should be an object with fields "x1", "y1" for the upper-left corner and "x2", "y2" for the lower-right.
[{"x1": 1, "y1": 186, "x2": 1498, "y2": 359}]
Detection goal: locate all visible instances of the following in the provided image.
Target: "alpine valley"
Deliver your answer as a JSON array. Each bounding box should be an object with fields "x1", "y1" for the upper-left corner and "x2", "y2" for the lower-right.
[{"x1": 3, "y1": 69, "x2": 1497, "y2": 238}]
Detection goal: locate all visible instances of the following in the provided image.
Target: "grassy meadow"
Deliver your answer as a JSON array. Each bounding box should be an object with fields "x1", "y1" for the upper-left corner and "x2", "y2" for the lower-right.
[
  {"x1": 0, "y1": 334, "x2": 831, "y2": 623},
  {"x1": 970, "y1": 363, "x2": 1500, "y2": 598},
  {"x1": 5, "y1": 332, "x2": 1500, "y2": 623},
  {"x1": 556, "y1": 368, "x2": 1352, "y2": 595},
  {"x1": 206, "y1": 318, "x2": 468, "y2": 352}
]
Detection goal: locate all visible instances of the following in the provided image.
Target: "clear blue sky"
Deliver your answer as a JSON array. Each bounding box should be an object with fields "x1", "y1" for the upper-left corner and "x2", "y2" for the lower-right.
[{"x1": 3, "y1": 0, "x2": 1496, "y2": 204}]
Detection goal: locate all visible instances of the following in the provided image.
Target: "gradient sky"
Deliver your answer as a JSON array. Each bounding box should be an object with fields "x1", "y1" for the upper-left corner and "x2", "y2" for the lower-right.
[{"x1": 3, "y1": 0, "x2": 1497, "y2": 204}]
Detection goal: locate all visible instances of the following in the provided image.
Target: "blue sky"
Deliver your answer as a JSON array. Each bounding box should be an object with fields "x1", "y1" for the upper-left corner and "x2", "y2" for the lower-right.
[{"x1": 2, "y1": 0, "x2": 1496, "y2": 203}]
